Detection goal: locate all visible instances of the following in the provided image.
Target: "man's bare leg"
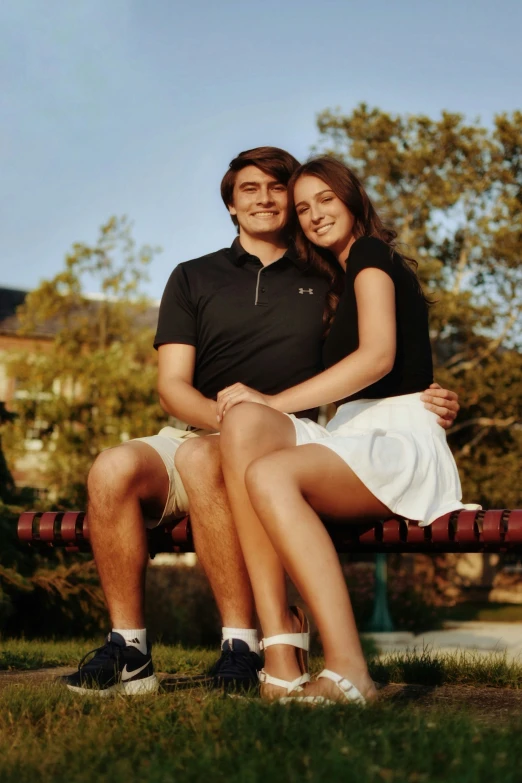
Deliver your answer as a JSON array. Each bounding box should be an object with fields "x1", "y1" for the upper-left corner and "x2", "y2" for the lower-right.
[
  {"x1": 64, "y1": 441, "x2": 171, "y2": 695},
  {"x1": 175, "y1": 435, "x2": 255, "y2": 628},
  {"x1": 87, "y1": 441, "x2": 169, "y2": 628}
]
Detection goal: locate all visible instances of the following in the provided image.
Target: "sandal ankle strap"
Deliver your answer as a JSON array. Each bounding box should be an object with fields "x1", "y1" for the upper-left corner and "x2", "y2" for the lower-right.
[
  {"x1": 260, "y1": 632, "x2": 309, "y2": 652},
  {"x1": 318, "y1": 669, "x2": 366, "y2": 703},
  {"x1": 258, "y1": 669, "x2": 310, "y2": 693}
]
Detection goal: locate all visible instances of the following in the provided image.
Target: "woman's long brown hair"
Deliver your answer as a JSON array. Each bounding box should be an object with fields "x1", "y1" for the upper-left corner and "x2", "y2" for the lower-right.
[{"x1": 287, "y1": 156, "x2": 426, "y2": 335}]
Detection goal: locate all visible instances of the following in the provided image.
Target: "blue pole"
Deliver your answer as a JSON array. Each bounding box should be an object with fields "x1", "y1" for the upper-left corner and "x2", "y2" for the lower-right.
[{"x1": 366, "y1": 553, "x2": 395, "y2": 632}]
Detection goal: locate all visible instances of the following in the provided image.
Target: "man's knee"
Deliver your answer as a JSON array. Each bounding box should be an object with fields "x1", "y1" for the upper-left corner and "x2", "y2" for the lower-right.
[
  {"x1": 175, "y1": 436, "x2": 223, "y2": 489},
  {"x1": 88, "y1": 444, "x2": 146, "y2": 504}
]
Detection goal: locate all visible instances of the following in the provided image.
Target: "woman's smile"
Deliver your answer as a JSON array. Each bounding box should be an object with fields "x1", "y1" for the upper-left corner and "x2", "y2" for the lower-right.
[
  {"x1": 293, "y1": 174, "x2": 355, "y2": 262},
  {"x1": 315, "y1": 222, "x2": 334, "y2": 236}
]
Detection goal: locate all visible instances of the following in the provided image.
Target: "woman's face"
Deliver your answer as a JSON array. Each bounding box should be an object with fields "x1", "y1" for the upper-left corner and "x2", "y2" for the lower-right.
[{"x1": 293, "y1": 175, "x2": 355, "y2": 262}]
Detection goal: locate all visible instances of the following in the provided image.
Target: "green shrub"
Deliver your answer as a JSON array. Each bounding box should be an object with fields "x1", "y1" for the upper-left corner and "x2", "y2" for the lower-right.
[{"x1": 145, "y1": 563, "x2": 221, "y2": 646}]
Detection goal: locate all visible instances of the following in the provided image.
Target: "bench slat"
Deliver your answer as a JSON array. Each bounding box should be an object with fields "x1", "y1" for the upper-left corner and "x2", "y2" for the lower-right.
[
  {"x1": 506, "y1": 509, "x2": 522, "y2": 543},
  {"x1": 17, "y1": 509, "x2": 522, "y2": 554},
  {"x1": 482, "y1": 510, "x2": 504, "y2": 544}
]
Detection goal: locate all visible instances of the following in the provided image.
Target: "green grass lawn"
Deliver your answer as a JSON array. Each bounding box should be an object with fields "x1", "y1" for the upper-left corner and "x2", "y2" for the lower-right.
[
  {"x1": 442, "y1": 602, "x2": 522, "y2": 624},
  {"x1": 0, "y1": 638, "x2": 220, "y2": 675},
  {"x1": 1, "y1": 640, "x2": 521, "y2": 783}
]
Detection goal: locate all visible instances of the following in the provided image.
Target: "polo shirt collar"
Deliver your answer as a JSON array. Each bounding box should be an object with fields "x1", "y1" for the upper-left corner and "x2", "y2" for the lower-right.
[{"x1": 229, "y1": 237, "x2": 303, "y2": 268}]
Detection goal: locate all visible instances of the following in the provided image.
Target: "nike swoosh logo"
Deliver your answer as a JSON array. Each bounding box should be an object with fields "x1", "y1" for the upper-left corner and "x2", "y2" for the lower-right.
[{"x1": 121, "y1": 660, "x2": 151, "y2": 681}]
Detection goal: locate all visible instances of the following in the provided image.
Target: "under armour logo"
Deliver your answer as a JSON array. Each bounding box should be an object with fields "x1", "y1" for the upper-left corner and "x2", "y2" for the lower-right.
[{"x1": 298, "y1": 288, "x2": 314, "y2": 294}]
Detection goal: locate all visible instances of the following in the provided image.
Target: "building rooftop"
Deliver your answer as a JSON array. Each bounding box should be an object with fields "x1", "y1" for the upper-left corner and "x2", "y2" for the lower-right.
[
  {"x1": 0, "y1": 287, "x2": 30, "y2": 336},
  {"x1": 0, "y1": 286, "x2": 159, "y2": 338}
]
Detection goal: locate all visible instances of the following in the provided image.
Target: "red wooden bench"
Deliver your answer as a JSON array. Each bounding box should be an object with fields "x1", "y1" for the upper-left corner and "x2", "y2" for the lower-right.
[{"x1": 17, "y1": 508, "x2": 522, "y2": 555}]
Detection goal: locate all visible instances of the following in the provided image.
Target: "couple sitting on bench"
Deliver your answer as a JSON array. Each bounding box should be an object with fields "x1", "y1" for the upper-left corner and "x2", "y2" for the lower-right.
[{"x1": 64, "y1": 147, "x2": 469, "y2": 704}]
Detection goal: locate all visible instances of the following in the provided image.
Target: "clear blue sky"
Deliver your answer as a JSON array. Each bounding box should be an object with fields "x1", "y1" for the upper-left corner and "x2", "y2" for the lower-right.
[{"x1": 2, "y1": 0, "x2": 521, "y2": 299}]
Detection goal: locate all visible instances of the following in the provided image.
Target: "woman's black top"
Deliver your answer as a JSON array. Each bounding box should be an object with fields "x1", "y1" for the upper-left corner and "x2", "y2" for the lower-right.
[{"x1": 322, "y1": 236, "x2": 433, "y2": 400}]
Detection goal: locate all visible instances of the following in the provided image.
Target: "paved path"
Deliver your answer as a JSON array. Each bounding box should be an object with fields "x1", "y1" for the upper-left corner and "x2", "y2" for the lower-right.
[
  {"x1": 0, "y1": 666, "x2": 73, "y2": 690},
  {"x1": 365, "y1": 621, "x2": 522, "y2": 660}
]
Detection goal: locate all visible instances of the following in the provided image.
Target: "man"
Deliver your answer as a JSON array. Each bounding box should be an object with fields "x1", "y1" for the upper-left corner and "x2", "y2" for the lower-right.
[{"x1": 64, "y1": 147, "x2": 459, "y2": 696}]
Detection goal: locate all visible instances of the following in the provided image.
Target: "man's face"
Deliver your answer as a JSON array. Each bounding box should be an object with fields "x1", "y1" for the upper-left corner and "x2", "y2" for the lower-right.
[{"x1": 228, "y1": 165, "x2": 289, "y2": 239}]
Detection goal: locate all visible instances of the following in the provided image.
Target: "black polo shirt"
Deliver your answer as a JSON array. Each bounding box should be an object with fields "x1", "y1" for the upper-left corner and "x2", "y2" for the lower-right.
[{"x1": 154, "y1": 238, "x2": 330, "y2": 411}]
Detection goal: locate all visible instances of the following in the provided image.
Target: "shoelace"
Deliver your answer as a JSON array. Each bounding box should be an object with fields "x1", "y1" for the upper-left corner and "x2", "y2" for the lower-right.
[
  {"x1": 77, "y1": 640, "x2": 123, "y2": 671},
  {"x1": 217, "y1": 648, "x2": 258, "y2": 676}
]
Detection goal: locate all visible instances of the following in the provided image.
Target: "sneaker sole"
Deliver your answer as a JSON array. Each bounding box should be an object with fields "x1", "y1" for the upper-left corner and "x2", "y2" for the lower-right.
[{"x1": 66, "y1": 674, "x2": 159, "y2": 697}]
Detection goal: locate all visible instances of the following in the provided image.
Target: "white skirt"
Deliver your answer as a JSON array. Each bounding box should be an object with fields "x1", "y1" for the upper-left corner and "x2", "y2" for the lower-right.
[{"x1": 287, "y1": 392, "x2": 470, "y2": 526}]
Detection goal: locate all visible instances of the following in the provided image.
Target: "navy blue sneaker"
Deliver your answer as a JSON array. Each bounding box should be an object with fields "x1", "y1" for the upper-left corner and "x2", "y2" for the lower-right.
[
  {"x1": 209, "y1": 639, "x2": 262, "y2": 691},
  {"x1": 63, "y1": 632, "x2": 158, "y2": 696}
]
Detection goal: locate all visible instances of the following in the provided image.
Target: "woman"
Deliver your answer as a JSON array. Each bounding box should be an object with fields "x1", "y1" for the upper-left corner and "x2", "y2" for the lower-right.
[{"x1": 207, "y1": 158, "x2": 470, "y2": 704}]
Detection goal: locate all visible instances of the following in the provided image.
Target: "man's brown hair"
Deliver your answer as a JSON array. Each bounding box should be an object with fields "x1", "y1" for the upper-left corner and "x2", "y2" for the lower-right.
[{"x1": 221, "y1": 146, "x2": 300, "y2": 228}]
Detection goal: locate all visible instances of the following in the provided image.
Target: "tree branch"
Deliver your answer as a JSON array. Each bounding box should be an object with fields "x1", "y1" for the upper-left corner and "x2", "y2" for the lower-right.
[
  {"x1": 448, "y1": 416, "x2": 517, "y2": 436},
  {"x1": 454, "y1": 426, "x2": 491, "y2": 459},
  {"x1": 446, "y1": 310, "x2": 519, "y2": 374},
  {"x1": 452, "y1": 245, "x2": 468, "y2": 296}
]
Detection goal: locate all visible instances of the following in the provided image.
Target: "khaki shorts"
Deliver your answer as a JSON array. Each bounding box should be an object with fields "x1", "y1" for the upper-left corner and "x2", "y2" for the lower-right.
[{"x1": 133, "y1": 426, "x2": 213, "y2": 528}]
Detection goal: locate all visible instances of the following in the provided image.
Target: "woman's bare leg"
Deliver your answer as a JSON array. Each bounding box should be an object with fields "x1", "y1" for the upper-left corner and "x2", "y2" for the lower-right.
[
  {"x1": 219, "y1": 403, "x2": 306, "y2": 693},
  {"x1": 245, "y1": 444, "x2": 391, "y2": 701}
]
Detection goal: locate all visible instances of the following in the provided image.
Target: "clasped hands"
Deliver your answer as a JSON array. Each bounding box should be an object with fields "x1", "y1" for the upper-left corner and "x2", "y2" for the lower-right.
[
  {"x1": 216, "y1": 383, "x2": 273, "y2": 423},
  {"x1": 216, "y1": 382, "x2": 460, "y2": 428}
]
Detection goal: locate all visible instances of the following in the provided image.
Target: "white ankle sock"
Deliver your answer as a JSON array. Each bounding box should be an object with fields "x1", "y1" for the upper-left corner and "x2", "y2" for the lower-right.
[
  {"x1": 113, "y1": 628, "x2": 147, "y2": 655},
  {"x1": 222, "y1": 627, "x2": 260, "y2": 655}
]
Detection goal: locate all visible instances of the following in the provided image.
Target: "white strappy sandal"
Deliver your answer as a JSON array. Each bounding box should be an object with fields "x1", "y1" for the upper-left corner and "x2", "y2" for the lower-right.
[
  {"x1": 279, "y1": 668, "x2": 367, "y2": 705},
  {"x1": 258, "y1": 606, "x2": 310, "y2": 698}
]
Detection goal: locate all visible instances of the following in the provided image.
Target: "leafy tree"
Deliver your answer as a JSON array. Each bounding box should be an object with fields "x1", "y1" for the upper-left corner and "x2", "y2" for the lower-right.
[
  {"x1": 315, "y1": 106, "x2": 522, "y2": 508},
  {"x1": 3, "y1": 216, "x2": 166, "y2": 507},
  {"x1": 0, "y1": 404, "x2": 16, "y2": 502},
  {"x1": 0, "y1": 217, "x2": 169, "y2": 635}
]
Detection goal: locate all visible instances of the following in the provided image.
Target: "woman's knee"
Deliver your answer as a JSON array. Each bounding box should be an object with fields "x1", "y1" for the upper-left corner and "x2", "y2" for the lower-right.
[
  {"x1": 245, "y1": 451, "x2": 294, "y2": 507},
  {"x1": 220, "y1": 402, "x2": 268, "y2": 435},
  {"x1": 219, "y1": 402, "x2": 278, "y2": 458}
]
